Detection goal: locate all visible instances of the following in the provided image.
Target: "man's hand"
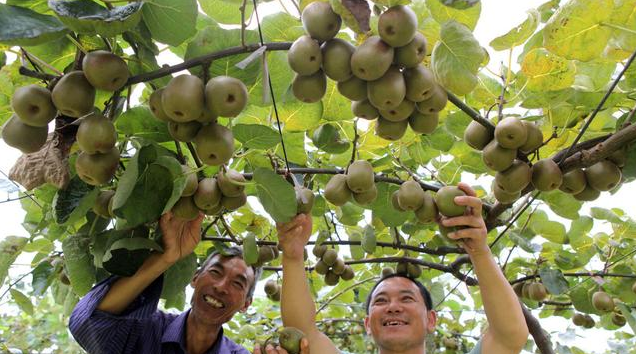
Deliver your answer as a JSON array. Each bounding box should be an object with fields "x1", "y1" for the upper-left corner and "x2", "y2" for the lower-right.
[
  {"x1": 439, "y1": 182, "x2": 489, "y2": 256},
  {"x1": 158, "y1": 211, "x2": 204, "y2": 264},
  {"x1": 276, "y1": 214, "x2": 312, "y2": 260},
  {"x1": 253, "y1": 339, "x2": 309, "y2": 354}
]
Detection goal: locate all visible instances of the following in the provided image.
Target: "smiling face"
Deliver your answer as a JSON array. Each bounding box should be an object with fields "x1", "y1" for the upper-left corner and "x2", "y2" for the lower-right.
[
  {"x1": 190, "y1": 254, "x2": 255, "y2": 326},
  {"x1": 364, "y1": 277, "x2": 437, "y2": 353}
]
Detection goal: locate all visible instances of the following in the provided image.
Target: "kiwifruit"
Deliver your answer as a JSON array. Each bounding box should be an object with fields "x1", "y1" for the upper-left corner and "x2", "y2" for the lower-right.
[
  {"x1": 375, "y1": 117, "x2": 408, "y2": 141},
  {"x1": 220, "y1": 193, "x2": 247, "y2": 211},
  {"x1": 572, "y1": 313, "x2": 587, "y2": 326},
  {"x1": 353, "y1": 184, "x2": 378, "y2": 205},
  {"x1": 217, "y1": 169, "x2": 246, "y2": 197},
  {"x1": 324, "y1": 269, "x2": 340, "y2": 286},
  {"x1": 51, "y1": 71, "x2": 95, "y2": 118},
  {"x1": 295, "y1": 186, "x2": 315, "y2": 214},
  {"x1": 258, "y1": 246, "x2": 277, "y2": 264},
  {"x1": 76, "y1": 112, "x2": 117, "y2": 154},
  {"x1": 196, "y1": 108, "x2": 218, "y2": 124},
  {"x1": 279, "y1": 327, "x2": 305, "y2": 354},
  {"x1": 337, "y1": 76, "x2": 367, "y2": 101},
  {"x1": 494, "y1": 117, "x2": 528, "y2": 149},
  {"x1": 205, "y1": 76, "x2": 248, "y2": 118},
  {"x1": 527, "y1": 282, "x2": 548, "y2": 301},
  {"x1": 396, "y1": 262, "x2": 408, "y2": 275},
  {"x1": 162, "y1": 74, "x2": 204, "y2": 122},
  {"x1": 350, "y1": 36, "x2": 394, "y2": 81},
  {"x1": 288, "y1": 35, "x2": 322, "y2": 75},
  {"x1": 270, "y1": 287, "x2": 281, "y2": 301},
  {"x1": 341, "y1": 265, "x2": 355, "y2": 280},
  {"x1": 585, "y1": 160, "x2": 622, "y2": 192},
  {"x1": 378, "y1": 5, "x2": 417, "y2": 48},
  {"x1": 148, "y1": 88, "x2": 171, "y2": 122},
  {"x1": 482, "y1": 140, "x2": 516, "y2": 171},
  {"x1": 292, "y1": 70, "x2": 327, "y2": 103},
  {"x1": 346, "y1": 160, "x2": 375, "y2": 193},
  {"x1": 82, "y1": 50, "x2": 129, "y2": 91},
  {"x1": 559, "y1": 169, "x2": 587, "y2": 194},
  {"x1": 171, "y1": 196, "x2": 200, "y2": 221},
  {"x1": 194, "y1": 177, "x2": 222, "y2": 210},
  {"x1": 93, "y1": 190, "x2": 115, "y2": 218},
  {"x1": 531, "y1": 159, "x2": 562, "y2": 191},
  {"x1": 415, "y1": 85, "x2": 447, "y2": 113},
  {"x1": 414, "y1": 191, "x2": 438, "y2": 223},
  {"x1": 403, "y1": 65, "x2": 436, "y2": 102},
  {"x1": 592, "y1": 291, "x2": 614, "y2": 312},
  {"x1": 397, "y1": 180, "x2": 426, "y2": 211},
  {"x1": 632, "y1": 281, "x2": 636, "y2": 294},
  {"x1": 301, "y1": 2, "x2": 341, "y2": 42},
  {"x1": 332, "y1": 257, "x2": 346, "y2": 275},
  {"x1": 168, "y1": 120, "x2": 202, "y2": 142},
  {"x1": 391, "y1": 190, "x2": 406, "y2": 211},
  {"x1": 573, "y1": 183, "x2": 601, "y2": 201},
  {"x1": 464, "y1": 120, "x2": 494, "y2": 150},
  {"x1": 314, "y1": 260, "x2": 329, "y2": 275},
  {"x1": 582, "y1": 314, "x2": 595, "y2": 328},
  {"x1": 495, "y1": 160, "x2": 531, "y2": 193},
  {"x1": 442, "y1": 337, "x2": 459, "y2": 350},
  {"x1": 612, "y1": 312, "x2": 626, "y2": 327},
  {"x1": 313, "y1": 244, "x2": 328, "y2": 258},
  {"x1": 408, "y1": 111, "x2": 438, "y2": 134},
  {"x1": 379, "y1": 100, "x2": 415, "y2": 122},
  {"x1": 394, "y1": 32, "x2": 427, "y2": 69},
  {"x1": 11, "y1": 85, "x2": 57, "y2": 127},
  {"x1": 519, "y1": 121, "x2": 543, "y2": 153},
  {"x1": 521, "y1": 282, "x2": 531, "y2": 299},
  {"x1": 607, "y1": 147, "x2": 627, "y2": 168},
  {"x1": 381, "y1": 267, "x2": 394, "y2": 277},
  {"x1": 194, "y1": 123, "x2": 235, "y2": 166},
  {"x1": 512, "y1": 282, "x2": 524, "y2": 297},
  {"x1": 1, "y1": 114, "x2": 48, "y2": 153},
  {"x1": 322, "y1": 249, "x2": 338, "y2": 266},
  {"x1": 367, "y1": 67, "x2": 406, "y2": 110},
  {"x1": 203, "y1": 203, "x2": 223, "y2": 216},
  {"x1": 323, "y1": 174, "x2": 352, "y2": 206},
  {"x1": 407, "y1": 263, "x2": 421, "y2": 278},
  {"x1": 492, "y1": 183, "x2": 520, "y2": 204},
  {"x1": 435, "y1": 186, "x2": 467, "y2": 217},
  {"x1": 321, "y1": 38, "x2": 355, "y2": 81},
  {"x1": 75, "y1": 147, "x2": 120, "y2": 186},
  {"x1": 351, "y1": 100, "x2": 379, "y2": 120},
  {"x1": 179, "y1": 165, "x2": 198, "y2": 197}
]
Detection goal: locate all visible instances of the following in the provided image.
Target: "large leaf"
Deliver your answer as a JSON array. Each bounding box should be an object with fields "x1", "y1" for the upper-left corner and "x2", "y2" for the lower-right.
[
  {"x1": 52, "y1": 176, "x2": 98, "y2": 225},
  {"x1": 233, "y1": 124, "x2": 281, "y2": 150},
  {"x1": 538, "y1": 266, "x2": 569, "y2": 295},
  {"x1": 608, "y1": 0, "x2": 636, "y2": 53},
  {"x1": 253, "y1": 168, "x2": 297, "y2": 223},
  {"x1": 0, "y1": 4, "x2": 68, "y2": 46},
  {"x1": 32, "y1": 261, "x2": 55, "y2": 296},
  {"x1": 0, "y1": 236, "x2": 28, "y2": 286},
  {"x1": 426, "y1": 0, "x2": 481, "y2": 30},
  {"x1": 199, "y1": 0, "x2": 254, "y2": 25},
  {"x1": 490, "y1": 10, "x2": 539, "y2": 50},
  {"x1": 260, "y1": 12, "x2": 304, "y2": 42},
  {"x1": 161, "y1": 253, "x2": 197, "y2": 310},
  {"x1": 277, "y1": 101, "x2": 323, "y2": 132},
  {"x1": 10, "y1": 289, "x2": 34, "y2": 316},
  {"x1": 528, "y1": 210, "x2": 567, "y2": 244},
  {"x1": 142, "y1": 0, "x2": 197, "y2": 46},
  {"x1": 48, "y1": 0, "x2": 143, "y2": 37},
  {"x1": 103, "y1": 237, "x2": 162, "y2": 277},
  {"x1": 322, "y1": 80, "x2": 354, "y2": 121},
  {"x1": 62, "y1": 233, "x2": 95, "y2": 296},
  {"x1": 543, "y1": 0, "x2": 614, "y2": 61},
  {"x1": 115, "y1": 106, "x2": 172, "y2": 143},
  {"x1": 520, "y1": 48, "x2": 576, "y2": 91},
  {"x1": 370, "y1": 183, "x2": 409, "y2": 227},
  {"x1": 242, "y1": 232, "x2": 258, "y2": 265},
  {"x1": 431, "y1": 20, "x2": 485, "y2": 96}
]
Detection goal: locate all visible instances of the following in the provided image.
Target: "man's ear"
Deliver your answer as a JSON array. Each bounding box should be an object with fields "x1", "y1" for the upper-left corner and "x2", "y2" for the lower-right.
[
  {"x1": 190, "y1": 270, "x2": 200, "y2": 288},
  {"x1": 364, "y1": 316, "x2": 372, "y2": 336},
  {"x1": 426, "y1": 310, "x2": 437, "y2": 334},
  {"x1": 239, "y1": 297, "x2": 253, "y2": 313}
]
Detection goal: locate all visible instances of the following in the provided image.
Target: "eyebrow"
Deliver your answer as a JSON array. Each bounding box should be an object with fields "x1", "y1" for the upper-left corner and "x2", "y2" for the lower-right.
[
  {"x1": 373, "y1": 289, "x2": 418, "y2": 299},
  {"x1": 209, "y1": 262, "x2": 249, "y2": 285}
]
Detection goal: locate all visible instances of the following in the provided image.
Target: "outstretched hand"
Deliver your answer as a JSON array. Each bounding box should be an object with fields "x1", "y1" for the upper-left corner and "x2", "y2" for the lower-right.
[
  {"x1": 158, "y1": 211, "x2": 204, "y2": 264},
  {"x1": 276, "y1": 213, "x2": 312, "y2": 260},
  {"x1": 438, "y1": 182, "x2": 489, "y2": 256},
  {"x1": 253, "y1": 339, "x2": 309, "y2": 354}
]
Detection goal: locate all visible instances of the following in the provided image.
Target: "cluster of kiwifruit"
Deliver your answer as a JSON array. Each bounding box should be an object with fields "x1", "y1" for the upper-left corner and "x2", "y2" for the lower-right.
[
  {"x1": 291, "y1": 3, "x2": 446, "y2": 141},
  {"x1": 3, "y1": 50, "x2": 128, "y2": 185},
  {"x1": 591, "y1": 290, "x2": 627, "y2": 327},
  {"x1": 441, "y1": 337, "x2": 460, "y2": 351},
  {"x1": 512, "y1": 281, "x2": 548, "y2": 302},
  {"x1": 559, "y1": 151, "x2": 626, "y2": 202},
  {"x1": 148, "y1": 74, "x2": 248, "y2": 167},
  {"x1": 571, "y1": 313, "x2": 596, "y2": 328},
  {"x1": 254, "y1": 244, "x2": 280, "y2": 267},
  {"x1": 313, "y1": 245, "x2": 355, "y2": 285},
  {"x1": 323, "y1": 160, "x2": 377, "y2": 206},
  {"x1": 395, "y1": 261, "x2": 422, "y2": 278},
  {"x1": 264, "y1": 278, "x2": 282, "y2": 302}
]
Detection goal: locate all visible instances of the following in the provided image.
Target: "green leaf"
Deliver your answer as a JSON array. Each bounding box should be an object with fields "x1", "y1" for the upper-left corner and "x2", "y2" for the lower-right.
[
  {"x1": 253, "y1": 168, "x2": 297, "y2": 223},
  {"x1": 49, "y1": 0, "x2": 143, "y2": 37},
  {"x1": 275, "y1": 132, "x2": 307, "y2": 165},
  {"x1": 142, "y1": 0, "x2": 197, "y2": 46},
  {"x1": 233, "y1": 124, "x2": 281, "y2": 150},
  {"x1": 490, "y1": 10, "x2": 539, "y2": 50},
  {"x1": 444, "y1": 111, "x2": 472, "y2": 138},
  {"x1": 570, "y1": 281, "x2": 600, "y2": 314},
  {"x1": 322, "y1": 80, "x2": 354, "y2": 121},
  {"x1": 539, "y1": 190, "x2": 582, "y2": 220},
  {"x1": 10, "y1": 289, "x2": 34, "y2": 316},
  {"x1": 161, "y1": 253, "x2": 197, "y2": 310},
  {"x1": 520, "y1": 48, "x2": 576, "y2": 91},
  {"x1": 155, "y1": 155, "x2": 188, "y2": 214},
  {"x1": 199, "y1": 0, "x2": 254, "y2": 25},
  {"x1": 617, "y1": 303, "x2": 636, "y2": 334},
  {"x1": 115, "y1": 106, "x2": 172, "y2": 142},
  {"x1": 370, "y1": 183, "x2": 409, "y2": 227},
  {"x1": 103, "y1": 237, "x2": 162, "y2": 277},
  {"x1": 0, "y1": 236, "x2": 28, "y2": 285},
  {"x1": 608, "y1": 0, "x2": 636, "y2": 53},
  {"x1": 528, "y1": 210, "x2": 567, "y2": 244},
  {"x1": 361, "y1": 226, "x2": 377, "y2": 254},
  {"x1": 538, "y1": 266, "x2": 569, "y2": 295},
  {"x1": 277, "y1": 101, "x2": 323, "y2": 132},
  {"x1": 590, "y1": 207, "x2": 623, "y2": 224},
  {"x1": 242, "y1": 233, "x2": 258, "y2": 265},
  {"x1": 573, "y1": 60, "x2": 616, "y2": 92},
  {"x1": 32, "y1": 261, "x2": 54, "y2": 296},
  {"x1": 567, "y1": 216, "x2": 593, "y2": 248},
  {"x1": 0, "y1": 4, "x2": 68, "y2": 46},
  {"x1": 426, "y1": 0, "x2": 481, "y2": 30},
  {"x1": 260, "y1": 12, "x2": 304, "y2": 42},
  {"x1": 62, "y1": 233, "x2": 95, "y2": 296},
  {"x1": 543, "y1": 0, "x2": 614, "y2": 61},
  {"x1": 431, "y1": 20, "x2": 486, "y2": 96},
  {"x1": 349, "y1": 231, "x2": 365, "y2": 260},
  {"x1": 53, "y1": 176, "x2": 98, "y2": 225}
]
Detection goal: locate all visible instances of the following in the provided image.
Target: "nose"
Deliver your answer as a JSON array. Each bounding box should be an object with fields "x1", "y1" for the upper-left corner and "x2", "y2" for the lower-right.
[
  {"x1": 386, "y1": 299, "x2": 403, "y2": 313},
  {"x1": 212, "y1": 276, "x2": 229, "y2": 295}
]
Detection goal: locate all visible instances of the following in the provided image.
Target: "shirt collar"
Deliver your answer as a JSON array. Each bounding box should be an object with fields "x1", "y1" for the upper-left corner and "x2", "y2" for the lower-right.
[{"x1": 162, "y1": 309, "x2": 226, "y2": 354}]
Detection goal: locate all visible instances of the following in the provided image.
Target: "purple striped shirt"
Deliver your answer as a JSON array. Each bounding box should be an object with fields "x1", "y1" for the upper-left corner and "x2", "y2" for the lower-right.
[{"x1": 69, "y1": 275, "x2": 249, "y2": 354}]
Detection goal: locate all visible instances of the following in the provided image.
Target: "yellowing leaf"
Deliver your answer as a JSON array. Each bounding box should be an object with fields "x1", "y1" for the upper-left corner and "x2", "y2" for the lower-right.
[
  {"x1": 490, "y1": 10, "x2": 540, "y2": 51},
  {"x1": 543, "y1": 0, "x2": 613, "y2": 61},
  {"x1": 426, "y1": 0, "x2": 481, "y2": 31},
  {"x1": 521, "y1": 48, "x2": 576, "y2": 91}
]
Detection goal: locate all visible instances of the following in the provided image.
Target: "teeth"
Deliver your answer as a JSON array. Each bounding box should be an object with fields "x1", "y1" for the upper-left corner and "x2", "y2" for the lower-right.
[
  {"x1": 204, "y1": 295, "x2": 224, "y2": 308},
  {"x1": 384, "y1": 321, "x2": 405, "y2": 326}
]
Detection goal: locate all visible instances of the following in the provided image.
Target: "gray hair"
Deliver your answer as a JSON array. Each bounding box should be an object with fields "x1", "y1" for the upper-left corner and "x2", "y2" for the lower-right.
[{"x1": 195, "y1": 246, "x2": 263, "y2": 300}]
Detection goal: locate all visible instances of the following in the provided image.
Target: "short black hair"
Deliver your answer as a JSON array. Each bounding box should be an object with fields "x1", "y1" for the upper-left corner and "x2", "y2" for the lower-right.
[
  {"x1": 365, "y1": 273, "x2": 433, "y2": 313},
  {"x1": 195, "y1": 246, "x2": 263, "y2": 300}
]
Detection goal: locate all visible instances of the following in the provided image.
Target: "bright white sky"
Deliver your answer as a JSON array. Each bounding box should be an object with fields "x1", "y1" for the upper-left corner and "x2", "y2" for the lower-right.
[{"x1": 1, "y1": 0, "x2": 634, "y2": 352}]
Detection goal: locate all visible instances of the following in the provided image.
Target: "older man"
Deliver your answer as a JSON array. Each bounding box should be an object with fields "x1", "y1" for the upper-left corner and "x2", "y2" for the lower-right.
[
  {"x1": 277, "y1": 183, "x2": 529, "y2": 354},
  {"x1": 69, "y1": 211, "x2": 262, "y2": 354}
]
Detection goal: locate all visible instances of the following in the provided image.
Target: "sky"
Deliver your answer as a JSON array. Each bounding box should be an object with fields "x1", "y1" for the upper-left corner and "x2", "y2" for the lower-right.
[{"x1": 1, "y1": 0, "x2": 635, "y2": 353}]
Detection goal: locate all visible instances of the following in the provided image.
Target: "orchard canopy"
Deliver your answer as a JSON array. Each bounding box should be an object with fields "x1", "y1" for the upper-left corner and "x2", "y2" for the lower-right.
[{"x1": 1, "y1": 0, "x2": 636, "y2": 353}]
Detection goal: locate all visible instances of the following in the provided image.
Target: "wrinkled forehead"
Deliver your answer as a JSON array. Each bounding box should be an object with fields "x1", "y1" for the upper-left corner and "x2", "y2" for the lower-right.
[{"x1": 370, "y1": 277, "x2": 425, "y2": 303}]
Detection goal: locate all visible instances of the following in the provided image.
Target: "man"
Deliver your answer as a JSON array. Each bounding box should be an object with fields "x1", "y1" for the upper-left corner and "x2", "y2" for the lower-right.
[
  {"x1": 69, "y1": 211, "x2": 262, "y2": 354},
  {"x1": 276, "y1": 183, "x2": 529, "y2": 354}
]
